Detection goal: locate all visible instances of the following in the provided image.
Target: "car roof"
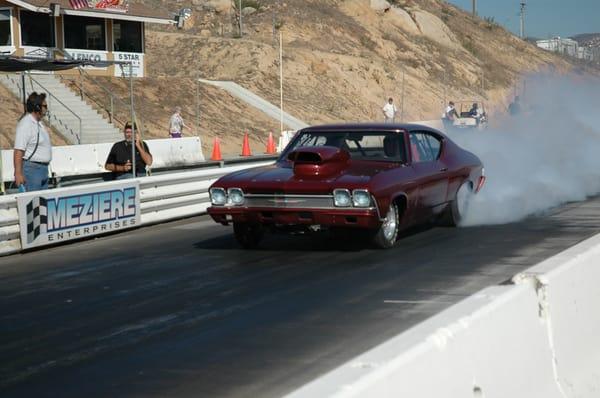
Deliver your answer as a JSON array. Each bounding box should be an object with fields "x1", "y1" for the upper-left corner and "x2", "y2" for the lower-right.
[{"x1": 299, "y1": 122, "x2": 445, "y2": 136}]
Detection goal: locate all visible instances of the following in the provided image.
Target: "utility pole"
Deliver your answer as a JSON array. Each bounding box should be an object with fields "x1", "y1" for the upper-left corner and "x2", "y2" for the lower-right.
[
  {"x1": 279, "y1": 31, "x2": 283, "y2": 135},
  {"x1": 519, "y1": 2, "x2": 526, "y2": 39},
  {"x1": 238, "y1": 0, "x2": 243, "y2": 37},
  {"x1": 472, "y1": 0, "x2": 477, "y2": 17},
  {"x1": 400, "y1": 69, "x2": 405, "y2": 122}
]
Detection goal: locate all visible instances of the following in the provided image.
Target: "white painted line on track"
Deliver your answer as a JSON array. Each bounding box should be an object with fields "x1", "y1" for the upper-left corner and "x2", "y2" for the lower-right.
[
  {"x1": 383, "y1": 300, "x2": 454, "y2": 304},
  {"x1": 171, "y1": 220, "x2": 219, "y2": 230}
]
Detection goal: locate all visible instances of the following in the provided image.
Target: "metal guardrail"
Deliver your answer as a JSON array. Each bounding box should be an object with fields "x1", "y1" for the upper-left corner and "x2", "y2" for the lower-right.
[{"x1": 0, "y1": 158, "x2": 276, "y2": 256}]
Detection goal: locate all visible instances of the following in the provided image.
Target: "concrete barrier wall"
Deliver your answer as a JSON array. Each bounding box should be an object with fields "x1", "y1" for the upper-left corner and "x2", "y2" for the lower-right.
[
  {"x1": 1, "y1": 136, "x2": 205, "y2": 182},
  {"x1": 286, "y1": 233, "x2": 600, "y2": 398},
  {"x1": 513, "y1": 234, "x2": 600, "y2": 397}
]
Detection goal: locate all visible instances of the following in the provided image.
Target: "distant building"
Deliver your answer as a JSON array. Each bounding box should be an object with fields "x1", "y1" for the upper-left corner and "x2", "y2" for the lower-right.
[
  {"x1": 0, "y1": 0, "x2": 174, "y2": 77},
  {"x1": 536, "y1": 37, "x2": 579, "y2": 57},
  {"x1": 577, "y1": 46, "x2": 594, "y2": 62}
]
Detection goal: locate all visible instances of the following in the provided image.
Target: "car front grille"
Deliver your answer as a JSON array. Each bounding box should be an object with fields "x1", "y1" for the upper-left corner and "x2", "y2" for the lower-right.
[{"x1": 244, "y1": 194, "x2": 335, "y2": 209}]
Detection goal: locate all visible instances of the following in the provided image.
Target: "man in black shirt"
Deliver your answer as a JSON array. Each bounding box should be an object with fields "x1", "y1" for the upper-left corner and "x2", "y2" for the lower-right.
[{"x1": 105, "y1": 122, "x2": 153, "y2": 180}]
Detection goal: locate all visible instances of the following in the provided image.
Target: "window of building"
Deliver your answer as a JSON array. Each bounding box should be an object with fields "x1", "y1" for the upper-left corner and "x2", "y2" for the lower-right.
[
  {"x1": 64, "y1": 16, "x2": 106, "y2": 51},
  {"x1": 113, "y1": 20, "x2": 143, "y2": 52},
  {"x1": 20, "y1": 10, "x2": 55, "y2": 47},
  {"x1": 0, "y1": 9, "x2": 12, "y2": 48}
]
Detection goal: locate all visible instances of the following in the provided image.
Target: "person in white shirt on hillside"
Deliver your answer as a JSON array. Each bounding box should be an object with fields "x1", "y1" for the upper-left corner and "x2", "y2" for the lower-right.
[
  {"x1": 169, "y1": 106, "x2": 191, "y2": 138},
  {"x1": 382, "y1": 97, "x2": 398, "y2": 123}
]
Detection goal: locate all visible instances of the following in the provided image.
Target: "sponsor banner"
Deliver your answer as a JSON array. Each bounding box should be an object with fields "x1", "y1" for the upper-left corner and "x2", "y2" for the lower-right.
[
  {"x1": 88, "y1": 0, "x2": 129, "y2": 13},
  {"x1": 65, "y1": 49, "x2": 108, "y2": 69},
  {"x1": 17, "y1": 181, "x2": 140, "y2": 250},
  {"x1": 114, "y1": 52, "x2": 144, "y2": 77}
]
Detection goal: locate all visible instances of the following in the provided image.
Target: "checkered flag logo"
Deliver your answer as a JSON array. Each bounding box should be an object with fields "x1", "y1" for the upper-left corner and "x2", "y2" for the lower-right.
[{"x1": 26, "y1": 197, "x2": 48, "y2": 244}]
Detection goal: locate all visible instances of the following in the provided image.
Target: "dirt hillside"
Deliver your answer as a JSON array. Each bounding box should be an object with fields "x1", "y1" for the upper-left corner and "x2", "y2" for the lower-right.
[{"x1": 0, "y1": 0, "x2": 583, "y2": 156}]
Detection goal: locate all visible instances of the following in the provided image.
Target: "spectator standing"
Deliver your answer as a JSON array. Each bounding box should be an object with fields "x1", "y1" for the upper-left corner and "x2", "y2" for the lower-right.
[
  {"x1": 382, "y1": 97, "x2": 398, "y2": 123},
  {"x1": 442, "y1": 101, "x2": 459, "y2": 130},
  {"x1": 105, "y1": 122, "x2": 153, "y2": 180},
  {"x1": 169, "y1": 106, "x2": 191, "y2": 138},
  {"x1": 13, "y1": 92, "x2": 51, "y2": 192}
]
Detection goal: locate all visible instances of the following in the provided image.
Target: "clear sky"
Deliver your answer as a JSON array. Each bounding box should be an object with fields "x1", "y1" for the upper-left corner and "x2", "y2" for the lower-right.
[{"x1": 446, "y1": 0, "x2": 599, "y2": 39}]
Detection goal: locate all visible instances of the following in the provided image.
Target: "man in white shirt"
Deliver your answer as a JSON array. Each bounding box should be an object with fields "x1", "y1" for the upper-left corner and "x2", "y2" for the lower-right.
[
  {"x1": 13, "y1": 92, "x2": 52, "y2": 192},
  {"x1": 382, "y1": 97, "x2": 398, "y2": 123},
  {"x1": 444, "y1": 101, "x2": 459, "y2": 121}
]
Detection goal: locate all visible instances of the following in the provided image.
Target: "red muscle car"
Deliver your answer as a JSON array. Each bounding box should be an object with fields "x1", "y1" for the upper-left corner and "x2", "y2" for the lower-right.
[{"x1": 207, "y1": 123, "x2": 485, "y2": 249}]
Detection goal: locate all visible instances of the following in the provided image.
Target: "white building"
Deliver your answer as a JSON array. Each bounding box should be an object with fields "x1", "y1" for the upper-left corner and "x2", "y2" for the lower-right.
[
  {"x1": 536, "y1": 37, "x2": 579, "y2": 57},
  {"x1": 577, "y1": 46, "x2": 594, "y2": 61},
  {"x1": 0, "y1": 0, "x2": 174, "y2": 77}
]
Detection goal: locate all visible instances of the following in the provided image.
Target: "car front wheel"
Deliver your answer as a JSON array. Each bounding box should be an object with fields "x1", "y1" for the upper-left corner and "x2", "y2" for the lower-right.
[
  {"x1": 373, "y1": 202, "x2": 399, "y2": 249},
  {"x1": 233, "y1": 222, "x2": 264, "y2": 249}
]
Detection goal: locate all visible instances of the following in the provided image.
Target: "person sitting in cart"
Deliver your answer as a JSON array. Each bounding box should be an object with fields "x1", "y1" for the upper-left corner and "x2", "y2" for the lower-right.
[{"x1": 469, "y1": 103, "x2": 483, "y2": 125}]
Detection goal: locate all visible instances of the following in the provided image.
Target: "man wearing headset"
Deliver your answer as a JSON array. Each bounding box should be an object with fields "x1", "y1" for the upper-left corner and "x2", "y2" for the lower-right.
[{"x1": 13, "y1": 92, "x2": 52, "y2": 192}]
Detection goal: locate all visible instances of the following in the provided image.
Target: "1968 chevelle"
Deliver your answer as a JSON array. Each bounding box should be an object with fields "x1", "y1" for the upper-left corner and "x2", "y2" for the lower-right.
[{"x1": 207, "y1": 123, "x2": 485, "y2": 249}]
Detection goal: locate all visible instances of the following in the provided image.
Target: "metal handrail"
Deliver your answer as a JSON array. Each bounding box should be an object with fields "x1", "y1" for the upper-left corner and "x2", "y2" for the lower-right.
[
  {"x1": 27, "y1": 74, "x2": 82, "y2": 144},
  {"x1": 55, "y1": 48, "x2": 133, "y2": 128},
  {"x1": 78, "y1": 67, "x2": 131, "y2": 112},
  {"x1": 59, "y1": 76, "x2": 126, "y2": 126},
  {"x1": 77, "y1": 67, "x2": 145, "y2": 140}
]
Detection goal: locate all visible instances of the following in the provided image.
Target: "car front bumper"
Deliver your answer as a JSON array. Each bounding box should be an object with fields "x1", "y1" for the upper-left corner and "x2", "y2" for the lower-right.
[{"x1": 207, "y1": 206, "x2": 382, "y2": 229}]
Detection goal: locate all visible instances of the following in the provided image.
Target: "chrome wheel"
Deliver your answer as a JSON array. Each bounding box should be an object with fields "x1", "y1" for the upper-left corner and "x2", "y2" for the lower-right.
[
  {"x1": 373, "y1": 202, "x2": 400, "y2": 249},
  {"x1": 382, "y1": 204, "x2": 398, "y2": 241}
]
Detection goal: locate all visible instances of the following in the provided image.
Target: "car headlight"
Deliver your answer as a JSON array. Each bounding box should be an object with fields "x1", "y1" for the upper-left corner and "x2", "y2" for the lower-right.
[
  {"x1": 352, "y1": 189, "x2": 371, "y2": 207},
  {"x1": 333, "y1": 189, "x2": 352, "y2": 207},
  {"x1": 227, "y1": 188, "x2": 245, "y2": 205},
  {"x1": 210, "y1": 187, "x2": 227, "y2": 205}
]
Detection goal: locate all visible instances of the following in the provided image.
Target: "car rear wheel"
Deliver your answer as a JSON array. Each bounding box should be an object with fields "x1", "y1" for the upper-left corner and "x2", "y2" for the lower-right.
[
  {"x1": 373, "y1": 202, "x2": 399, "y2": 249},
  {"x1": 440, "y1": 182, "x2": 472, "y2": 226},
  {"x1": 233, "y1": 222, "x2": 264, "y2": 249}
]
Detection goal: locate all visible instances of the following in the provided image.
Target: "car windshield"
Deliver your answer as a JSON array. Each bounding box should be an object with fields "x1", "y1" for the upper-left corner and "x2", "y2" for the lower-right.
[{"x1": 281, "y1": 131, "x2": 406, "y2": 162}]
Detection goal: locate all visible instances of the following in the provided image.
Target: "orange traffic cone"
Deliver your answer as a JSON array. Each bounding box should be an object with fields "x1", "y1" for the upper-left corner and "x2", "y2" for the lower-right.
[
  {"x1": 211, "y1": 137, "x2": 222, "y2": 161},
  {"x1": 265, "y1": 131, "x2": 276, "y2": 154},
  {"x1": 241, "y1": 132, "x2": 252, "y2": 156}
]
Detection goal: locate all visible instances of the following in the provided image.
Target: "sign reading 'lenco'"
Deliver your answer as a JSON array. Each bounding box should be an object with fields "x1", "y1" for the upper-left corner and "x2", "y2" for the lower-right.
[{"x1": 17, "y1": 181, "x2": 141, "y2": 249}]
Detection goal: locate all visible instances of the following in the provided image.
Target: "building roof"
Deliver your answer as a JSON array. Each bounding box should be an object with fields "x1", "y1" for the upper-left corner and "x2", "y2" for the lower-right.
[
  {"x1": 0, "y1": 55, "x2": 115, "y2": 71},
  {"x1": 6, "y1": 0, "x2": 174, "y2": 24}
]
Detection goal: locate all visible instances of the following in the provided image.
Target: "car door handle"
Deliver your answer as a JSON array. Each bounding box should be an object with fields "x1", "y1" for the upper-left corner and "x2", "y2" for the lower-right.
[{"x1": 439, "y1": 167, "x2": 448, "y2": 172}]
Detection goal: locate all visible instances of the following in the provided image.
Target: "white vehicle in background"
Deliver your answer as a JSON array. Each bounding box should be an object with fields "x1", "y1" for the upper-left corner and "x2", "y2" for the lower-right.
[{"x1": 452, "y1": 101, "x2": 488, "y2": 130}]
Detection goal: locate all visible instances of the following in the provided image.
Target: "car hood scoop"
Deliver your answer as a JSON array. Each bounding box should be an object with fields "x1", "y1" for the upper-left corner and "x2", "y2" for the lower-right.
[{"x1": 287, "y1": 146, "x2": 350, "y2": 178}]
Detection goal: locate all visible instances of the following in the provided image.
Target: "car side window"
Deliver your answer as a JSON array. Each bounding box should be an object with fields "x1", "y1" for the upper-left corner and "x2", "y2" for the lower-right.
[
  {"x1": 423, "y1": 133, "x2": 442, "y2": 160},
  {"x1": 409, "y1": 132, "x2": 442, "y2": 162}
]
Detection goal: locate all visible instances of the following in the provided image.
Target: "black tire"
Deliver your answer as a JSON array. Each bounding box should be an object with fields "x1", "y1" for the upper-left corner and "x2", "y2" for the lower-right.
[
  {"x1": 440, "y1": 182, "x2": 472, "y2": 227},
  {"x1": 233, "y1": 222, "x2": 264, "y2": 249},
  {"x1": 372, "y1": 201, "x2": 400, "y2": 249}
]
